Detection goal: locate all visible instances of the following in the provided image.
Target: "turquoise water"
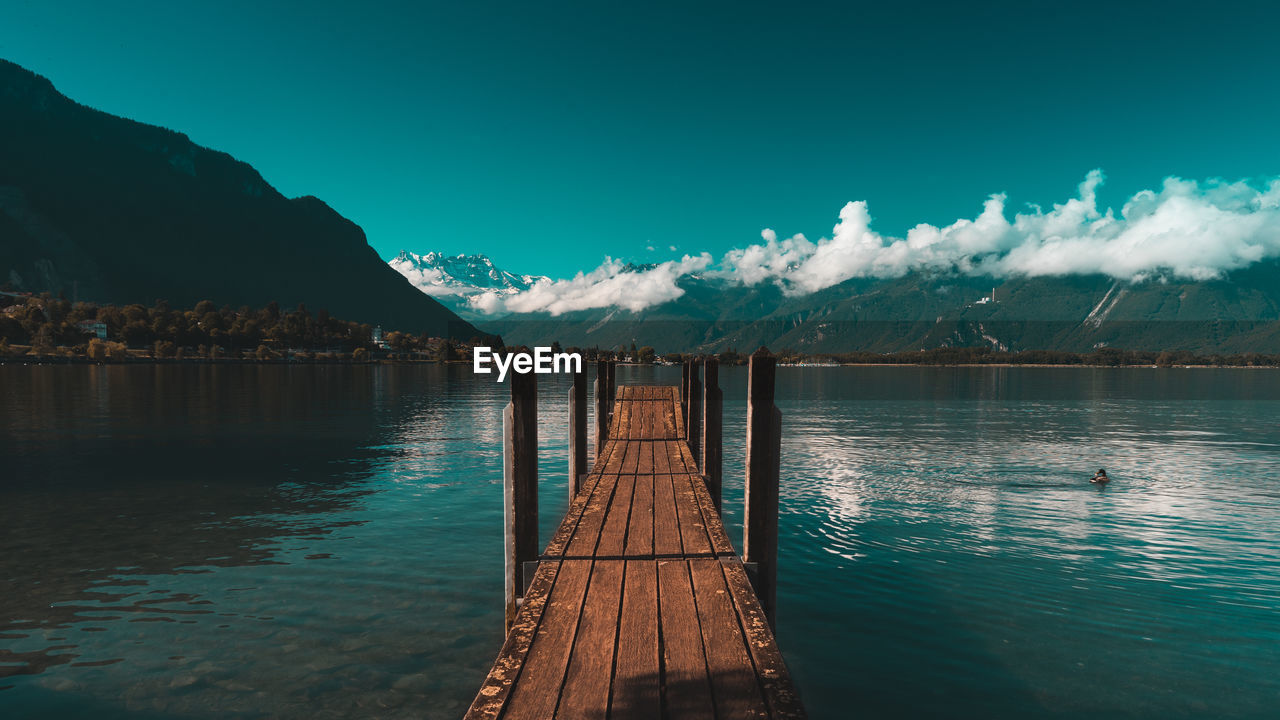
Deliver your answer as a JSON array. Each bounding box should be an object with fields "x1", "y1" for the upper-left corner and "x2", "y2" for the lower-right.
[{"x1": 2, "y1": 365, "x2": 1278, "y2": 718}]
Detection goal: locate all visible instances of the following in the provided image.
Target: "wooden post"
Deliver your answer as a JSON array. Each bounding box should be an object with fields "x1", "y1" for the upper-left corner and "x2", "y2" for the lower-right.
[
  {"x1": 606, "y1": 359, "x2": 616, "y2": 416},
  {"x1": 680, "y1": 360, "x2": 690, "y2": 423},
  {"x1": 504, "y1": 370, "x2": 538, "y2": 633},
  {"x1": 743, "y1": 348, "x2": 780, "y2": 629},
  {"x1": 594, "y1": 358, "x2": 608, "y2": 458},
  {"x1": 701, "y1": 357, "x2": 722, "y2": 512},
  {"x1": 688, "y1": 358, "x2": 701, "y2": 465},
  {"x1": 568, "y1": 367, "x2": 587, "y2": 500}
]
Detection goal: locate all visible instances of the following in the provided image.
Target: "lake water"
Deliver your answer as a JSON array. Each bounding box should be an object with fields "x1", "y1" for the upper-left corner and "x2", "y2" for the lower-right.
[{"x1": 2, "y1": 365, "x2": 1279, "y2": 718}]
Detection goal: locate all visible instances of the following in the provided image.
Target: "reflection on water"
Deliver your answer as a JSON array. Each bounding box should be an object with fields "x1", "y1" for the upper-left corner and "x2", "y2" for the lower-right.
[
  {"x1": 0, "y1": 365, "x2": 580, "y2": 719},
  {"x1": 2, "y1": 365, "x2": 1279, "y2": 718},
  {"x1": 753, "y1": 367, "x2": 1280, "y2": 718}
]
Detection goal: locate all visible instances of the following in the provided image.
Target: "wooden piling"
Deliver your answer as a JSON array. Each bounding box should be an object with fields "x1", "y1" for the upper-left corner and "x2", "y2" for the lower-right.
[
  {"x1": 568, "y1": 367, "x2": 587, "y2": 499},
  {"x1": 701, "y1": 357, "x2": 722, "y2": 512},
  {"x1": 594, "y1": 358, "x2": 608, "y2": 458},
  {"x1": 606, "y1": 359, "x2": 616, "y2": 417},
  {"x1": 680, "y1": 361, "x2": 690, "y2": 423},
  {"x1": 744, "y1": 349, "x2": 781, "y2": 629},
  {"x1": 504, "y1": 370, "x2": 539, "y2": 633},
  {"x1": 688, "y1": 359, "x2": 702, "y2": 465}
]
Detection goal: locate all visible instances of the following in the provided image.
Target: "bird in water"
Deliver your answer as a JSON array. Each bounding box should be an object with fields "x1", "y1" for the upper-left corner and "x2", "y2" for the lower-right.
[{"x1": 1091, "y1": 468, "x2": 1110, "y2": 484}]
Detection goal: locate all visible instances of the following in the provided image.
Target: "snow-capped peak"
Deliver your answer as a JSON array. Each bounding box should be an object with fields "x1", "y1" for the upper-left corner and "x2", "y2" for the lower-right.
[{"x1": 389, "y1": 251, "x2": 548, "y2": 310}]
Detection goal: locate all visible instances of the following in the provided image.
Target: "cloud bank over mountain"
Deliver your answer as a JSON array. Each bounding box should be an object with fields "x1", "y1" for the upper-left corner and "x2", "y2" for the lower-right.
[
  {"x1": 724, "y1": 171, "x2": 1280, "y2": 294},
  {"x1": 403, "y1": 171, "x2": 1280, "y2": 316},
  {"x1": 469, "y1": 254, "x2": 712, "y2": 315}
]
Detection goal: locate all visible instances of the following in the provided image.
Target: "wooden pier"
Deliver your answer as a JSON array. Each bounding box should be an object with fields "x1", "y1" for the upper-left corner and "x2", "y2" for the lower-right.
[{"x1": 467, "y1": 356, "x2": 805, "y2": 719}]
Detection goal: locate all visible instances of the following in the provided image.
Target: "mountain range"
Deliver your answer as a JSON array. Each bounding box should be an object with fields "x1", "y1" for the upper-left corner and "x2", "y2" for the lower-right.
[
  {"x1": 388, "y1": 251, "x2": 547, "y2": 317},
  {"x1": 0, "y1": 59, "x2": 484, "y2": 339},
  {"x1": 394, "y1": 250, "x2": 1280, "y2": 354}
]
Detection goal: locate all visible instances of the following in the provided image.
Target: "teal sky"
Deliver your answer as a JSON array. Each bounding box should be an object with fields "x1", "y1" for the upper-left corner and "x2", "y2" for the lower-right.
[{"x1": 3, "y1": 0, "x2": 1279, "y2": 277}]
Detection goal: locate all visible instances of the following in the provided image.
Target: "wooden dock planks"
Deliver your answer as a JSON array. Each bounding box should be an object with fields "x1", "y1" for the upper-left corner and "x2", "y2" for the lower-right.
[{"x1": 466, "y1": 385, "x2": 805, "y2": 720}]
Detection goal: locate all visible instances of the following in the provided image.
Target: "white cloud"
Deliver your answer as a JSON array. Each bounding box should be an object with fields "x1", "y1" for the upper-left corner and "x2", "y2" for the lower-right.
[
  {"x1": 470, "y1": 254, "x2": 712, "y2": 316},
  {"x1": 721, "y1": 171, "x2": 1280, "y2": 294}
]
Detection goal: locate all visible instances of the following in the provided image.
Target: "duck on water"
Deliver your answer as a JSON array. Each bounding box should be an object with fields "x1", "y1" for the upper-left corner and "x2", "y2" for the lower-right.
[{"x1": 1091, "y1": 468, "x2": 1110, "y2": 484}]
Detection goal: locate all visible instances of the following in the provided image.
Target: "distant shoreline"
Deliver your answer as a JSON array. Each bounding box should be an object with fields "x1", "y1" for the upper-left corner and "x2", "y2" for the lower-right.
[
  {"x1": 779, "y1": 362, "x2": 1279, "y2": 369},
  {"x1": 4, "y1": 357, "x2": 1278, "y2": 370}
]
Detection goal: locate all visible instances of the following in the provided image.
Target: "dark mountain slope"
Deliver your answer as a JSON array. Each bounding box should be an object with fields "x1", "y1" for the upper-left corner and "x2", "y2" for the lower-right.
[{"x1": 0, "y1": 59, "x2": 482, "y2": 339}]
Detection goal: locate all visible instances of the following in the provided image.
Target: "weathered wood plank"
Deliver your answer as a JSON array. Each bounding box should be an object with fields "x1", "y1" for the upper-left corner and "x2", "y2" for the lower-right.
[
  {"x1": 657, "y1": 559, "x2": 716, "y2": 718},
  {"x1": 503, "y1": 560, "x2": 594, "y2": 720},
  {"x1": 625, "y1": 469, "x2": 654, "y2": 558},
  {"x1": 625, "y1": 393, "x2": 638, "y2": 439},
  {"x1": 620, "y1": 440, "x2": 641, "y2": 475},
  {"x1": 562, "y1": 440, "x2": 630, "y2": 558},
  {"x1": 645, "y1": 396, "x2": 657, "y2": 437},
  {"x1": 544, "y1": 440, "x2": 624, "y2": 558},
  {"x1": 543, "y1": 469, "x2": 605, "y2": 557},
  {"x1": 651, "y1": 389, "x2": 666, "y2": 436},
  {"x1": 610, "y1": 560, "x2": 660, "y2": 720},
  {"x1": 632, "y1": 393, "x2": 647, "y2": 438},
  {"x1": 672, "y1": 472, "x2": 713, "y2": 556},
  {"x1": 719, "y1": 556, "x2": 808, "y2": 719},
  {"x1": 688, "y1": 558, "x2": 770, "y2": 719},
  {"x1": 625, "y1": 443, "x2": 655, "y2": 557},
  {"x1": 653, "y1": 440, "x2": 674, "y2": 474},
  {"x1": 689, "y1": 466, "x2": 736, "y2": 556},
  {"x1": 596, "y1": 473, "x2": 636, "y2": 557},
  {"x1": 652, "y1": 473, "x2": 682, "y2": 557},
  {"x1": 662, "y1": 437, "x2": 686, "y2": 474},
  {"x1": 556, "y1": 560, "x2": 625, "y2": 718},
  {"x1": 597, "y1": 438, "x2": 629, "y2": 475},
  {"x1": 565, "y1": 472, "x2": 622, "y2": 557},
  {"x1": 666, "y1": 440, "x2": 737, "y2": 554},
  {"x1": 660, "y1": 387, "x2": 677, "y2": 438},
  {"x1": 663, "y1": 443, "x2": 712, "y2": 554},
  {"x1": 610, "y1": 392, "x2": 628, "y2": 440},
  {"x1": 663, "y1": 443, "x2": 731, "y2": 553},
  {"x1": 635, "y1": 434, "x2": 655, "y2": 475},
  {"x1": 464, "y1": 560, "x2": 562, "y2": 720},
  {"x1": 669, "y1": 438, "x2": 699, "y2": 476}
]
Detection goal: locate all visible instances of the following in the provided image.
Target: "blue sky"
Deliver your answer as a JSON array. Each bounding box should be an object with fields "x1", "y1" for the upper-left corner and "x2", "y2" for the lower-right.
[{"x1": 3, "y1": 0, "x2": 1279, "y2": 278}]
